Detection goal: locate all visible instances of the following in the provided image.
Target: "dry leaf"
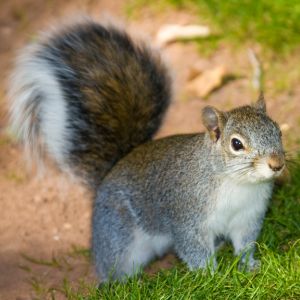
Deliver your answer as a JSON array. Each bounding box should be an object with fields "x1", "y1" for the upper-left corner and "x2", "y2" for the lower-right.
[
  {"x1": 187, "y1": 61, "x2": 207, "y2": 81},
  {"x1": 186, "y1": 65, "x2": 227, "y2": 98},
  {"x1": 156, "y1": 24, "x2": 210, "y2": 46},
  {"x1": 280, "y1": 123, "x2": 290, "y2": 132}
]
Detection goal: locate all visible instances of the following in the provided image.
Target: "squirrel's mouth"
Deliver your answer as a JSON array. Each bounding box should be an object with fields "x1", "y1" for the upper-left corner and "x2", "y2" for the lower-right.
[
  {"x1": 225, "y1": 152, "x2": 285, "y2": 183},
  {"x1": 253, "y1": 153, "x2": 285, "y2": 181},
  {"x1": 227, "y1": 153, "x2": 286, "y2": 183}
]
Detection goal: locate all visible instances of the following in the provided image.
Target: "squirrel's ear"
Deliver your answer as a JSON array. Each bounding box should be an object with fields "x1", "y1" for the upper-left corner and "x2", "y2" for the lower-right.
[
  {"x1": 202, "y1": 106, "x2": 226, "y2": 142},
  {"x1": 253, "y1": 91, "x2": 266, "y2": 113}
]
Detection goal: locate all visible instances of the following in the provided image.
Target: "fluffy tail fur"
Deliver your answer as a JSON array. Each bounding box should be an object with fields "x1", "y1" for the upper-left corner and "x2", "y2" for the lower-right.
[{"x1": 9, "y1": 20, "x2": 171, "y2": 187}]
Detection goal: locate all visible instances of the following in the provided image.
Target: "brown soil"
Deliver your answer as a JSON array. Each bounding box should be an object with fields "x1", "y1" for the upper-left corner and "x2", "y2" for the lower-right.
[{"x1": 0, "y1": 1, "x2": 299, "y2": 299}]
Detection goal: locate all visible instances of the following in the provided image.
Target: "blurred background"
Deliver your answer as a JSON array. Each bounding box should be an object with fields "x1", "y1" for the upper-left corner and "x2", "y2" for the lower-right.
[{"x1": 0, "y1": 1, "x2": 299, "y2": 299}]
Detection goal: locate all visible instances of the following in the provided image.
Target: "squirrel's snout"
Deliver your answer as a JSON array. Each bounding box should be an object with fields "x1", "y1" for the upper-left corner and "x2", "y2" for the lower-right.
[{"x1": 267, "y1": 153, "x2": 285, "y2": 172}]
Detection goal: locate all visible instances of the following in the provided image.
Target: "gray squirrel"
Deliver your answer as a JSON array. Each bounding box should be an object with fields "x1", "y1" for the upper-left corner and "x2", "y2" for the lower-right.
[{"x1": 9, "y1": 19, "x2": 285, "y2": 282}]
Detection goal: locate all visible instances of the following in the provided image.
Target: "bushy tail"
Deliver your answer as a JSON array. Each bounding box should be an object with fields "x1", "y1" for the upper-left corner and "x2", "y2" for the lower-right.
[{"x1": 9, "y1": 20, "x2": 171, "y2": 187}]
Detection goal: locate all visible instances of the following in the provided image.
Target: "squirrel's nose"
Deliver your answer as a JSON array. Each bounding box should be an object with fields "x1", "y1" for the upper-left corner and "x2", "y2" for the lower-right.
[{"x1": 267, "y1": 153, "x2": 285, "y2": 172}]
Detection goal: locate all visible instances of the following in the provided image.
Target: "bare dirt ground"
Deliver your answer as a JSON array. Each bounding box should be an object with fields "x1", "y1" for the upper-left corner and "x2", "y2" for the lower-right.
[{"x1": 0, "y1": 1, "x2": 299, "y2": 299}]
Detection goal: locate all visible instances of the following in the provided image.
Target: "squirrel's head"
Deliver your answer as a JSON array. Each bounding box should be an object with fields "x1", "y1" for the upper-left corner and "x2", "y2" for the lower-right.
[{"x1": 202, "y1": 93, "x2": 285, "y2": 183}]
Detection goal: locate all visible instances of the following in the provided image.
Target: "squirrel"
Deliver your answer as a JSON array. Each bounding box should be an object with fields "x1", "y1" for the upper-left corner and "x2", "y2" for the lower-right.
[{"x1": 9, "y1": 19, "x2": 285, "y2": 282}]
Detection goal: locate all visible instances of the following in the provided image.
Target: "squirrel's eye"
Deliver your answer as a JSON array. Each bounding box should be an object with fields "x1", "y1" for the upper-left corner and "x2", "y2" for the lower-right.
[{"x1": 231, "y1": 138, "x2": 244, "y2": 151}]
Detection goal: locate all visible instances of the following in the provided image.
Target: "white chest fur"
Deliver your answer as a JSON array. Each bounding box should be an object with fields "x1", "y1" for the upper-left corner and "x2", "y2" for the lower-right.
[{"x1": 209, "y1": 179, "x2": 273, "y2": 238}]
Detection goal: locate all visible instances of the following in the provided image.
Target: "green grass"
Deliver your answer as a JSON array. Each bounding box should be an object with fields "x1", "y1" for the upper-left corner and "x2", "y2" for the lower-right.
[
  {"x1": 60, "y1": 161, "x2": 300, "y2": 299},
  {"x1": 167, "y1": 0, "x2": 300, "y2": 55},
  {"x1": 127, "y1": 0, "x2": 300, "y2": 55}
]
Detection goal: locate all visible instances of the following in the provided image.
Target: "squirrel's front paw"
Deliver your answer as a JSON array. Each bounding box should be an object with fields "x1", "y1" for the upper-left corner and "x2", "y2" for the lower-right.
[{"x1": 239, "y1": 258, "x2": 261, "y2": 272}]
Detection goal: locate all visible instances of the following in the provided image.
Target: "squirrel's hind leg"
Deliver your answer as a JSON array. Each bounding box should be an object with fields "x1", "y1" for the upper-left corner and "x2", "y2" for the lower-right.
[
  {"x1": 174, "y1": 225, "x2": 216, "y2": 271},
  {"x1": 92, "y1": 189, "x2": 168, "y2": 282},
  {"x1": 92, "y1": 199, "x2": 139, "y2": 282},
  {"x1": 120, "y1": 227, "x2": 172, "y2": 278}
]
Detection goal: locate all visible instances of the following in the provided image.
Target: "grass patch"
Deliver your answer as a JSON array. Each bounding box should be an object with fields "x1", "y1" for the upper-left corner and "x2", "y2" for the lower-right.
[
  {"x1": 62, "y1": 160, "x2": 300, "y2": 299},
  {"x1": 19, "y1": 247, "x2": 94, "y2": 299},
  {"x1": 63, "y1": 245, "x2": 300, "y2": 299},
  {"x1": 126, "y1": 0, "x2": 300, "y2": 55},
  {"x1": 167, "y1": 0, "x2": 300, "y2": 56},
  {"x1": 4, "y1": 170, "x2": 26, "y2": 183},
  {"x1": 125, "y1": 0, "x2": 171, "y2": 18}
]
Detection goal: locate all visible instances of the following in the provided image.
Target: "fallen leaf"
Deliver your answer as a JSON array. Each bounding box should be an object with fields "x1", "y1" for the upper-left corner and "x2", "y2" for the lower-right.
[
  {"x1": 156, "y1": 24, "x2": 210, "y2": 46},
  {"x1": 187, "y1": 61, "x2": 206, "y2": 81},
  {"x1": 186, "y1": 65, "x2": 227, "y2": 98},
  {"x1": 280, "y1": 123, "x2": 290, "y2": 132}
]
